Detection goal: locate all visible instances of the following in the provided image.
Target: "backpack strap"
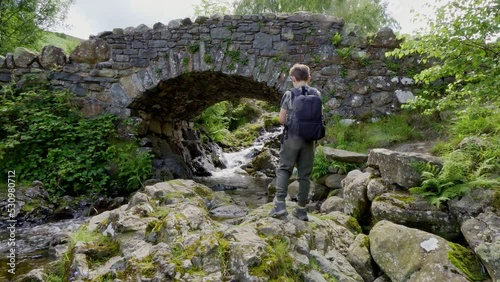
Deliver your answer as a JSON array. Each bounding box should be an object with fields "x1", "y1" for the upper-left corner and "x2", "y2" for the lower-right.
[{"x1": 290, "y1": 86, "x2": 308, "y2": 104}]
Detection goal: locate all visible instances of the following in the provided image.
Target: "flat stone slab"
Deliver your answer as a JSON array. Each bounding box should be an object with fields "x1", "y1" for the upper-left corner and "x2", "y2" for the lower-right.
[
  {"x1": 367, "y1": 148, "x2": 442, "y2": 188},
  {"x1": 323, "y1": 147, "x2": 368, "y2": 164}
]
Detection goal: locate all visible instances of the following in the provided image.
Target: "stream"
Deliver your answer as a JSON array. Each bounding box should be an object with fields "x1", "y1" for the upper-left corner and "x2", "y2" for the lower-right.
[{"x1": 0, "y1": 129, "x2": 281, "y2": 279}]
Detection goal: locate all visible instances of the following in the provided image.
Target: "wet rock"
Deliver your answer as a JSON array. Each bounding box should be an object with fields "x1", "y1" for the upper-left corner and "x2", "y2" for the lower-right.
[
  {"x1": 247, "y1": 149, "x2": 279, "y2": 177},
  {"x1": 371, "y1": 192, "x2": 461, "y2": 240},
  {"x1": 210, "y1": 184, "x2": 238, "y2": 191},
  {"x1": 370, "y1": 220, "x2": 481, "y2": 282},
  {"x1": 367, "y1": 148, "x2": 443, "y2": 188}
]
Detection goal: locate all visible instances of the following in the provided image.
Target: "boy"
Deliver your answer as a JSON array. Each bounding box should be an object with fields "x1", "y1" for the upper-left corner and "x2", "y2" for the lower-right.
[{"x1": 269, "y1": 63, "x2": 322, "y2": 221}]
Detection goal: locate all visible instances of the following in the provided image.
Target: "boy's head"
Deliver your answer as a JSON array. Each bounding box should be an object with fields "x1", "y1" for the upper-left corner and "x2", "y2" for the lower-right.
[{"x1": 289, "y1": 64, "x2": 311, "y2": 83}]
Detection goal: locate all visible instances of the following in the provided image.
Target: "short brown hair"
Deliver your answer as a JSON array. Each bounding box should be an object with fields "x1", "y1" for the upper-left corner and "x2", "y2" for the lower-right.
[{"x1": 289, "y1": 64, "x2": 310, "y2": 82}]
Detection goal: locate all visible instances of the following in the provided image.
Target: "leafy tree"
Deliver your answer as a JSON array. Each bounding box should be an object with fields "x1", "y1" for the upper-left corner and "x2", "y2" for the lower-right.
[
  {"x1": 194, "y1": 0, "x2": 233, "y2": 17},
  {"x1": 195, "y1": 0, "x2": 398, "y2": 36},
  {"x1": 387, "y1": 0, "x2": 500, "y2": 114},
  {"x1": 0, "y1": 0, "x2": 74, "y2": 54}
]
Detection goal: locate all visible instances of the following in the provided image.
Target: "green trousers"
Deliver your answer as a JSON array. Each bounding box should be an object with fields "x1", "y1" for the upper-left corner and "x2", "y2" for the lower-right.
[{"x1": 275, "y1": 136, "x2": 315, "y2": 207}]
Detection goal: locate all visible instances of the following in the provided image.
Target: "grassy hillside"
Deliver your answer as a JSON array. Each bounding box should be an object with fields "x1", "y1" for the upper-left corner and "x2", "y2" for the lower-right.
[{"x1": 34, "y1": 31, "x2": 82, "y2": 54}]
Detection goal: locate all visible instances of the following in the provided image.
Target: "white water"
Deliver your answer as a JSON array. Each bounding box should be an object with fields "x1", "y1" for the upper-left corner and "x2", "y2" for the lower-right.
[
  {"x1": 195, "y1": 128, "x2": 282, "y2": 208},
  {"x1": 211, "y1": 129, "x2": 282, "y2": 177}
]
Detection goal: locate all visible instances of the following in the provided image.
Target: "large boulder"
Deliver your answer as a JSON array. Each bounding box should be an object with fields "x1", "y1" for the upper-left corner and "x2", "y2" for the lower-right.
[
  {"x1": 287, "y1": 180, "x2": 330, "y2": 202},
  {"x1": 371, "y1": 192, "x2": 460, "y2": 240},
  {"x1": 247, "y1": 149, "x2": 279, "y2": 177},
  {"x1": 325, "y1": 174, "x2": 346, "y2": 189},
  {"x1": 370, "y1": 220, "x2": 485, "y2": 282},
  {"x1": 367, "y1": 148, "x2": 443, "y2": 188},
  {"x1": 71, "y1": 38, "x2": 110, "y2": 64},
  {"x1": 461, "y1": 211, "x2": 500, "y2": 281},
  {"x1": 346, "y1": 234, "x2": 376, "y2": 282},
  {"x1": 320, "y1": 196, "x2": 345, "y2": 214},
  {"x1": 448, "y1": 187, "x2": 497, "y2": 224},
  {"x1": 342, "y1": 170, "x2": 372, "y2": 224},
  {"x1": 369, "y1": 27, "x2": 401, "y2": 48},
  {"x1": 39, "y1": 45, "x2": 67, "y2": 69},
  {"x1": 13, "y1": 47, "x2": 39, "y2": 68}
]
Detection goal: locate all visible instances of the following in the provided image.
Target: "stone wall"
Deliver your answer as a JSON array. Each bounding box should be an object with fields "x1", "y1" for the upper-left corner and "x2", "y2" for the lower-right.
[{"x1": 0, "y1": 13, "x2": 420, "y2": 178}]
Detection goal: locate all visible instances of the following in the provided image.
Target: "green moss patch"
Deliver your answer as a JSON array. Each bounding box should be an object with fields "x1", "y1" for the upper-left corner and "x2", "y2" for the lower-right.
[
  {"x1": 250, "y1": 237, "x2": 304, "y2": 281},
  {"x1": 447, "y1": 242, "x2": 488, "y2": 281}
]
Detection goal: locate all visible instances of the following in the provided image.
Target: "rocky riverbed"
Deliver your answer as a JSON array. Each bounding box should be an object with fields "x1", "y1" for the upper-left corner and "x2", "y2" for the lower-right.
[{"x1": 6, "y1": 139, "x2": 500, "y2": 282}]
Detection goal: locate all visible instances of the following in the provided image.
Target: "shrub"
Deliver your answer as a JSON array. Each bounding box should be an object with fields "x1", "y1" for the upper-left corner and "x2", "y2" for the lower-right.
[{"x1": 0, "y1": 84, "x2": 152, "y2": 197}]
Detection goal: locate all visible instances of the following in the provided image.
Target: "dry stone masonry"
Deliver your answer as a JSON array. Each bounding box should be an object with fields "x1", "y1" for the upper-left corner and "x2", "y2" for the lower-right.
[{"x1": 0, "y1": 13, "x2": 420, "y2": 177}]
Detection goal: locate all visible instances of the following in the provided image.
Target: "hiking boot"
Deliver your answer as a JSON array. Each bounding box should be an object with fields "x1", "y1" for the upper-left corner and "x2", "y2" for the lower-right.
[
  {"x1": 268, "y1": 200, "x2": 288, "y2": 218},
  {"x1": 292, "y1": 206, "x2": 309, "y2": 221}
]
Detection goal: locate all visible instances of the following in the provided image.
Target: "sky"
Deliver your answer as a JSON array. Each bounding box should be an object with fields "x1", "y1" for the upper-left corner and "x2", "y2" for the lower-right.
[{"x1": 54, "y1": 0, "x2": 441, "y2": 39}]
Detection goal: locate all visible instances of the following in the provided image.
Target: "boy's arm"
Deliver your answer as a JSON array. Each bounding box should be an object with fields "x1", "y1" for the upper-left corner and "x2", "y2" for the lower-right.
[
  {"x1": 279, "y1": 108, "x2": 287, "y2": 124},
  {"x1": 279, "y1": 90, "x2": 291, "y2": 125}
]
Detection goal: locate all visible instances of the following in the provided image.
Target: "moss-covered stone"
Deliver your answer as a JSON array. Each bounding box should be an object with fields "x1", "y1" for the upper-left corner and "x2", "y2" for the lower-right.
[
  {"x1": 447, "y1": 242, "x2": 488, "y2": 282},
  {"x1": 249, "y1": 237, "x2": 304, "y2": 281}
]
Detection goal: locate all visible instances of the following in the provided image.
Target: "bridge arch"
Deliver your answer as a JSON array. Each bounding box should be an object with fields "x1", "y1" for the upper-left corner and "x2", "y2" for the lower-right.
[{"x1": 0, "y1": 13, "x2": 415, "y2": 178}]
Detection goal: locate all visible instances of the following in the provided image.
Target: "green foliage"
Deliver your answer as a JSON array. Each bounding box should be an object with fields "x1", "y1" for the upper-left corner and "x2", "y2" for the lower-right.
[
  {"x1": 410, "y1": 152, "x2": 500, "y2": 207},
  {"x1": 337, "y1": 47, "x2": 352, "y2": 62},
  {"x1": 34, "y1": 31, "x2": 81, "y2": 54},
  {"x1": 325, "y1": 112, "x2": 426, "y2": 153},
  {"x1": 107, "y1": 144, "x2": 154, "y2": 195},
  {"x1": 0, "y1": 0, "x2": 75, "y2": 54},
  {"x1": 182, "y1": 57, "x2": 190, "y2": 67},
  {"x1": 194, "y1": 0, "x2": 233, "y2": 16},
  {"x1": 312, "y1": 146, "x2": 359, "y2": 181},
  {"x1": 312, "y1": 146, "x2": 330, "y2": 181},
  {"x1": 194, "y1": 101, "x2": 231, "y2": 143},
  {"x1": 411, "y1": 105, "x2": 500, "y2": 207},
  {"x1": 187, "y1": 43, "x2": 200, "y2": 54},
  {"x1": 385, "y1": 58, "x2": 402, "y2": 72},
  {"x1": 194, "y1": 99, "x2": 266, "y2": 147},
  {"x1": 232, "y1": 0, "x2": 398, "y2": 36},
  {"x1": 203, "y1": 54, "x2": 213, "y2": 64},
  {"x1": 386, "y1": 0, "x2": 500, "y2": 115},
  {"x1": 0, "y1": 84, "x2": 152, "y2": 197},
  {"x1": 331, "y1": 32, "x2": 343, "y2": 46},
  {"x1": 250, "y1": 237, "x2": 302, "y2": 281}
]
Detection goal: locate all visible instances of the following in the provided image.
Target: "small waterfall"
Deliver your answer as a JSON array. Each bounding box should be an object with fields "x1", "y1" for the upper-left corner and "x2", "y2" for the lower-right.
[
  {"x1": 195, "y1": 128, "x2": 282, "y2": 208},
  {"x1": 211, "y1": 129, "x2": 282, "y2": 177}
]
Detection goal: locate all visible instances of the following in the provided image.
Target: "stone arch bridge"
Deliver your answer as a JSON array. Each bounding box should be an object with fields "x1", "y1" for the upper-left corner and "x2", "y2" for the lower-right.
[{"x1": 0, "y1": 13, "x2": 417, "y2": 178}]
